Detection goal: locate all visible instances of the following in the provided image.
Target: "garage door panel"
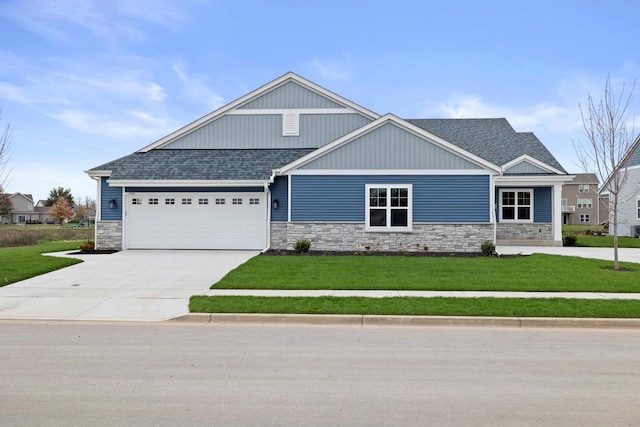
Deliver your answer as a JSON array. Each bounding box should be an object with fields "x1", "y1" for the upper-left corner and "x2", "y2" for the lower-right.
[{"x1": 125, "y1": 192, "x2": 267, "y2": 249}]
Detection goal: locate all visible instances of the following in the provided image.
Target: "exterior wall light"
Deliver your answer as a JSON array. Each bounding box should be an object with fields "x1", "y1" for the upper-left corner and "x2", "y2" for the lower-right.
[
  {"x1": 272, "y1": 199, "x2": 279, "y2": 209},
  {"x1": 109, "y1": 199, "x2": 117, "y2": 209}
]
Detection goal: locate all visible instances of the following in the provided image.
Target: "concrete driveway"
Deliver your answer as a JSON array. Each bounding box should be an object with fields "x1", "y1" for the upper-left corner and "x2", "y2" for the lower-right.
[{"x1": 0, "y1": 250, "x2": 258, "y2": 322}]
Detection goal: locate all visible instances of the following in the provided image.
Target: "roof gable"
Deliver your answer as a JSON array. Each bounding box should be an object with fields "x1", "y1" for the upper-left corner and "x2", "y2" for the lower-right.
[
  {"x1": 502, "y1": 155, "x2": 565, "y2": 175},
  {"x1": 280, "y1": 114, "x2": 501, "y2": 174},
  {"x1": 139, "y1": 72, "x2": 379, "y2": 152},
  {"x1": 407, "y1": 118, "x2": 567, "y2": 173}
]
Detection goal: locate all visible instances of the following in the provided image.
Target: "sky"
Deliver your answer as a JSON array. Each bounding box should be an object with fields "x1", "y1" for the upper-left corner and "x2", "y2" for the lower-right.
[{"x1": 0, "y1": 0, "x2": 639, "y2": 202}]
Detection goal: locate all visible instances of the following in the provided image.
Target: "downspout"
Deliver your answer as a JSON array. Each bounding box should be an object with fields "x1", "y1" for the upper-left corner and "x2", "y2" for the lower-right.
[
  {"x1": 261, "y1": 169, "x2": 279, "y2": 253},
  {"x1": 263, "y1": 182, "x2": 271, "y2": 253},
  {"x1": 491, "y1": 173, "x2": 497, "y2": 244}
]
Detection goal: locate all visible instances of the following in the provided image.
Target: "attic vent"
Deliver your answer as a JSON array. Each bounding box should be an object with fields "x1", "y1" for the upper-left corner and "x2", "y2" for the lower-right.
[{"x1": 282, "y1": 113, "x2": 299, "y2": 136}]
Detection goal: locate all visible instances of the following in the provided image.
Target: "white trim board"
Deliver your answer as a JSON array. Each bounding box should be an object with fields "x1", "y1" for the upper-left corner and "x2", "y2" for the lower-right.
[{"x1": 287, "y1": 169, "x2": 496, "y2": 176}]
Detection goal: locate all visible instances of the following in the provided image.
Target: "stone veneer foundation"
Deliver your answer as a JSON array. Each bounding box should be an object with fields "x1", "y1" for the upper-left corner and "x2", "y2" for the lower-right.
[
  {"x1": 496, "y1": 223, "x2": 553, "y2": 241},
  {"x1": 271, "y1": 222, "x2": 494, "y2": 253},
  {"x1": 96, "y1": 221, "x2": 122, "y2": 250}
]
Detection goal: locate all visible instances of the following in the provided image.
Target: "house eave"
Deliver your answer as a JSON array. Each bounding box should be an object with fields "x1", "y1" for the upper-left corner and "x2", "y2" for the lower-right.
[
  {"x1": 496, "y1": 175, "x2": 575, "y2": 185},
  {"x1": 86, "y1": 170, "x2": 112, "y2": 178}
]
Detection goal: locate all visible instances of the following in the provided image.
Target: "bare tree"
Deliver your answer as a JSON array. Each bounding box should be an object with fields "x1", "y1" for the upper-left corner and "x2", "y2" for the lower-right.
[
  {"x1": 574, "y1": 76, "x2": 636, "y2": 270},
  {"x1": 0, "y1": 108, "x2": 12, "y2": 191}
]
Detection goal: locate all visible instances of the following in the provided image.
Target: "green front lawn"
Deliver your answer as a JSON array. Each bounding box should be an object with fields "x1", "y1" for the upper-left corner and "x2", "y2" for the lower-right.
[
  {"x1": 190, "y1": 295, "x2": 640, "y2": 318},
  {"x1": 0, "y1": 241, "x2": 83, "y2": 286},
  {"x1": 573, "y1": 235, "x2": 640, "y2": 248},
  {"x1": 212, "y1": 254, "x2": 640, "y2": 293}
]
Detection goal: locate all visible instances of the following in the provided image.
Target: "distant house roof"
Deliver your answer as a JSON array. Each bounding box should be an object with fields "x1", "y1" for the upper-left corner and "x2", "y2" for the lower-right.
[
  {"x1": 9, "y1": 193, "x2": 34, "y2": 202},
  {"x1": 567, "y1": 173, "x2": 599, "y2": 184},
  {"x1": 406, "y1": 118, "x2": 567, "y2": 173},
  {"x1": 89, "y1": 149, "x2": 316, "y2": 181}
]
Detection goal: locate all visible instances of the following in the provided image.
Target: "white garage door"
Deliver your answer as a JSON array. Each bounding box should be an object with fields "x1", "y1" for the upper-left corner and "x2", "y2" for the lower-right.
[{"x1": 125, "y1": 192, "x2": 267, "y2": 249}]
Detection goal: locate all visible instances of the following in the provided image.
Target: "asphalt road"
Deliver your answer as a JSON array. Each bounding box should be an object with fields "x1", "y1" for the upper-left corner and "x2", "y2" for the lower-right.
[{"x1": 1, "y1": 322, "x2": 639, "y2": 426}]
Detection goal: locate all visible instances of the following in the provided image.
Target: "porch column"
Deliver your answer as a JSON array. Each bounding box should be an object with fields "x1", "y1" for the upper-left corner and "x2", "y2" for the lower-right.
[{"x1": 553, "y1": 183, "x2": 563, "y2": 242}]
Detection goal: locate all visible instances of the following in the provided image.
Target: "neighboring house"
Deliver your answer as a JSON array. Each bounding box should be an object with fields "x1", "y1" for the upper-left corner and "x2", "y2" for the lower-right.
[
  {"x1": 87, "y1": 72, "x2": 572, "y2": 252},
  {"x1": 0, "y1": 193, "x2": 53, "y2": 224},
  {"x1": 601, "y1": 133, "x2": 640, "y2": 237},
  {"x1": 561, "y1": 173, "x2": 605, "y2": 226}
]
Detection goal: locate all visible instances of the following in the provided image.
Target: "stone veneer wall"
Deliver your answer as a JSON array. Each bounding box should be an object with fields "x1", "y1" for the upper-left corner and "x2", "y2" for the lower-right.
[
  {"x1": 96, "y1": 221, "x2": 122, "y2": 250},
  {"x1": 496, "y1": 223, "x2": 552, "y2": 241},
  {"x1": 271, "y1": 222, "x2": 493, "y2": 253}
]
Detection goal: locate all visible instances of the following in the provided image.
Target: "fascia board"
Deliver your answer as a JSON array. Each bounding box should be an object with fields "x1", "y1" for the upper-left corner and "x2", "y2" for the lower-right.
[
  {"x1": 85, "y1": 170, "x2": 112, "y2": 177},
  {"x1": 278, "y1": 114, "x2": 502, "y2": 175},
  {"x1": 106, "y1": 179, "x2": 269, "y2": 188},
  {"x1": 138, "y1": 72, "x2": 380, "y2": 153},
  {"x1": 502, "y1": 155, "x2": 566, "y2": 175},
  {"x1": 496, "y1": 175, "x2": 575, "y2": 185}
]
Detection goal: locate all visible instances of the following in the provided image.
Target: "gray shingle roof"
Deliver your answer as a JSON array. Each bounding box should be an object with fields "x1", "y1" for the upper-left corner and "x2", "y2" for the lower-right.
[
  {"x1": 89, "y1": 149, "x2": 316, "y2": 181},
  {"x1": 407, "y1": 118, "x2": 567, "y2": 173}
]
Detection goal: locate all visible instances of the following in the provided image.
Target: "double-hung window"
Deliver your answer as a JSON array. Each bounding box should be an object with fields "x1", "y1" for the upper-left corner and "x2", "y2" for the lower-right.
[
  {"x1": 499, "y1": 189, "x2": 533, "y2": 222},
  {"x1": 577, "y1": 198, "x2": 592, "y2": 209},
  {"x1": 365, "y1": 184, "x2": 412, "y2": 232}
]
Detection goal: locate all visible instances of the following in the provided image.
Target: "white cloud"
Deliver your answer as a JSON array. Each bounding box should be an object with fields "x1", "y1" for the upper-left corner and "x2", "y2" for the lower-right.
[
  {"x1": 0, "y1": 0, "x2": 189, "y2": 45},
  {"x1": 309, "y1": 55, "x2": 355, "y2": 81},
  {"x1": 172, "y1": 61, "x2": 225, "y2": 111},
  {"x1": 46, "y1": 109, "x2": 174, "y2": 141},
  {"x1": 424, "y1": 94, "x2": 583, "y2": 132}
]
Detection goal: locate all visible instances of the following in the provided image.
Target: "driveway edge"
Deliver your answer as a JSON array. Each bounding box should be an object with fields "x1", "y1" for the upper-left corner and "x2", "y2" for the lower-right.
[{"x1": 171, "y1": 313, "x2": 640, "y2": 328}]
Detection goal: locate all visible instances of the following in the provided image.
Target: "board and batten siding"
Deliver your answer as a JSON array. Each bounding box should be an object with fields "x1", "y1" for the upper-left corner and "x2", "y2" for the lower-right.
[
  {"x1": 239, "y1": 81, "x2": 344, "y2": 109},
  {"x1": 161, "y1": 114, "x2": 371, "y2": 150},
  {"x1": 504, "y1": 161, "x2": 550, "y2": 175},
  {"x1": 300, "y1": 122, "x2": 482, "y2": 170},
  {"x1": 290, "y1": 175, "x2": 490, "y2": 223},
  {"x1": 100, "y1": 177, "x2": 122, "y2": 221}
]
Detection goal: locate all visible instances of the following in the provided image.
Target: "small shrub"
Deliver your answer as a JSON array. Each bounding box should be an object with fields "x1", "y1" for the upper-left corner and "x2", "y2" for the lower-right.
[
  {"x1": 78, "y1": 239, "x2": 95, "y2": 252},
  {"x1": 294, "y1": 238, "x2": 311, "y2": 254},
  {"x1": 563, "y1": 235, "x2": 577, "y2": 246},
  {"x1": 481, "y1": 240, "x2": 495, "y2": 256}
]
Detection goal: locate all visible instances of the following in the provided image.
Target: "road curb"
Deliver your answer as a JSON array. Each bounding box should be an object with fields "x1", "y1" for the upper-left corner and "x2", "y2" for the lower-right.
[{"x1": 170, "y1": 313, "x2": 640, "y2": 328}]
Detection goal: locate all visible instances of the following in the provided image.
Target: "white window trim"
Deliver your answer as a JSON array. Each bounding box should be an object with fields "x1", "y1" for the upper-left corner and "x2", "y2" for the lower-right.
[
  {"x1": 499, "y1": 188, "x2": 534, "y2": 223},
  {"x1": 636, "y1": 196, "x2": 640, "y2": 220},
  {"x1": 365, "y1": 184, "x2": 413, "y2": 232}
]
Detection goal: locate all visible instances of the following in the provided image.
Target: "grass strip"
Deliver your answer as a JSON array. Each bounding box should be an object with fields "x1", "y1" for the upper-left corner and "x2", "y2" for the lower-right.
[
  {"x1": 212, "y1": 254, "x2": 640, "y2": 293},
  {"x1": 573, "y1": 235, "x2": 640, "y2": 248},
  {"x1": 0, "y1": 241, "x2": 83, "y2": 287},
  {"x1": 190, "y1": 296, "x2": 640, "y2": 318}
]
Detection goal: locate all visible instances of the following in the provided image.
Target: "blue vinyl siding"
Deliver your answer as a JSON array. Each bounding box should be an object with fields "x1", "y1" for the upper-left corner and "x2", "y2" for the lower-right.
[
  {"x1": 291, "y1": 175, "x2": 490, "y2": 223},
  {"x1": 269, "y1": 176, "x2": 288, "y2": 222},
  {"x1": 101, "y1": 177, "x2": 122, "y2": 221},
  {"x1": 534, "y1": 187, "x2": 552, "y2": 222}
]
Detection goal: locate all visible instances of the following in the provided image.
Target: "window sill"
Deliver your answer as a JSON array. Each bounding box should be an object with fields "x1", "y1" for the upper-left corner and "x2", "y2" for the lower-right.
[{"x1": 365, "y1": 227, "x2": 413, "y2": 233}]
